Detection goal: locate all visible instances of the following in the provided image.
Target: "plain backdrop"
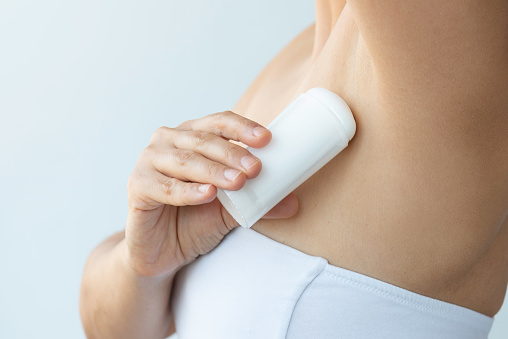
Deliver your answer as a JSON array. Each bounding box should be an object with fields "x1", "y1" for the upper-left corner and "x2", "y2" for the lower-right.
[{"x1": 0, "y1": 1, "x2": 506, "y2": 338}]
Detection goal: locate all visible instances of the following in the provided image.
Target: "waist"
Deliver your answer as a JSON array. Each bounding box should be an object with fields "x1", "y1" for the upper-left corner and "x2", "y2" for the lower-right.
[
  {"x1": 171, "y1": 226, "x2": 494, "y2": 339},
  {"x1": 251, "y1": 123, "x2": 508, "y2": 316}
]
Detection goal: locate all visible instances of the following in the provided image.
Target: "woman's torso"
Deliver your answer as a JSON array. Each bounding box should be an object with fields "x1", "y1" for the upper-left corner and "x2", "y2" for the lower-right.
[{"x1": 232, "y1": 4, "x2": 508, "y2": 317}]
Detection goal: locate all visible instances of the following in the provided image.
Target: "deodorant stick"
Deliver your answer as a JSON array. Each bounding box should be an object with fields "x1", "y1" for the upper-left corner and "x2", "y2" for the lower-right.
[{"x1": 217, "y1": 87, "x2": 356, "y2": 228}]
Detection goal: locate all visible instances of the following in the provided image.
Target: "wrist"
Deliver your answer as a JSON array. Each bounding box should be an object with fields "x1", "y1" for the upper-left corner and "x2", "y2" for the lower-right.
[{"x1": 115, "y1": 238, "x2": 181, "y2": 284}]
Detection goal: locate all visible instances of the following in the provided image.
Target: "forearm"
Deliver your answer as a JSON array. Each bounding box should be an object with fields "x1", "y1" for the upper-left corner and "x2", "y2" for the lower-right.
[{"x1": 79, "y1": 232, "x2": 178, "y2": 339}]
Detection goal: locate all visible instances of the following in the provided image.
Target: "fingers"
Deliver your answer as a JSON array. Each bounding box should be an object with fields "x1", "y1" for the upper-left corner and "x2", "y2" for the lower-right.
[
  {"x1": 262, "y1": 193, "x2": 299, "y2": 219},
  {"x1": 159, "y1": 129, "x2": 262, "y2": 177},
  {"x1": 128, "y1": 168, "x2": 218, "y2": 208},
  {"x1": 129, "y1": 110, "x2": 272, "y2": 210},
  {"x1": 220, "y1": 193, "x2": 300, "y2": 229},
  {"x1": 149, "y1": 146, "x2": 248, "y2": 191},
  {"x1": 175, "y1": 111, "x2": 272, "y2": 148}
]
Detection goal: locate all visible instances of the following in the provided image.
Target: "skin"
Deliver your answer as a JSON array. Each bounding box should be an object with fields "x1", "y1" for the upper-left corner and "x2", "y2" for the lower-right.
[
  {"x1": 248, "y1": 0, "x2": 508, "y2": 317},
  {"x1": 79, "y1": 114, "x2": 299, "y2": 339},
  {"x1": 80, "y1": 0, "x2": 508, "y2": 338}
]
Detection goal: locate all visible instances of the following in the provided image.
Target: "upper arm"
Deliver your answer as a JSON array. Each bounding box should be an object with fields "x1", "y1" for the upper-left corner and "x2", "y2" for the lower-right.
[{"x1": 347, "y1": 0, "x2": 508, "y2": 107}]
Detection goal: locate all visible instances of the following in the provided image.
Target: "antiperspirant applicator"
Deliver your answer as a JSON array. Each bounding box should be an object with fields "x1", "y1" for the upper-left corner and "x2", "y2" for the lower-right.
[{"x1": 217, "y1": 87, "x2": 356, "y2": 228}]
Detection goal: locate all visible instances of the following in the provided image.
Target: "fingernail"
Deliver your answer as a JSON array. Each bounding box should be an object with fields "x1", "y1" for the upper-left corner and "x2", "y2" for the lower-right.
[
  {"x1": 252, "y1": 126, "x2": 269, "y2": 137},
  {"x1": 224, "y1": 168, "x2": 242, "y2": 182},
  {"x1": 241, "y1": 156, "x2": 259, "y2": 171},
  {"x1": 198, "y1": 184, "x2": 210, "y2": 193}
]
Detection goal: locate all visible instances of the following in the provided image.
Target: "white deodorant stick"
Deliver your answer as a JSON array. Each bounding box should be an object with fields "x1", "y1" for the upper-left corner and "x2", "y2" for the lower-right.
[{"x1": 217, "y1": 87, "x2": 356, "y2": 228}]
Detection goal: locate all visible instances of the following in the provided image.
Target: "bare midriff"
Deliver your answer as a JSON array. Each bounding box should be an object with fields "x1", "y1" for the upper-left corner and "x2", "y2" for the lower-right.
[{"x1": 232, "y1": 5, "x2": 508, "y2": 317}]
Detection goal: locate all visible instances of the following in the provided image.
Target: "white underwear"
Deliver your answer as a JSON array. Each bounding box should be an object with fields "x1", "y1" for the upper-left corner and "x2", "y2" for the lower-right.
[{"x1": 171, "y1": 226, "x2": 493, "y2": 338}]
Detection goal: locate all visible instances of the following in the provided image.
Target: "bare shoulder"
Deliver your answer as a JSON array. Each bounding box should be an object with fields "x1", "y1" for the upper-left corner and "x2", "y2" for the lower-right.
[{"x1": 232, "y1": 23, "x2": 315, "y2": 115}]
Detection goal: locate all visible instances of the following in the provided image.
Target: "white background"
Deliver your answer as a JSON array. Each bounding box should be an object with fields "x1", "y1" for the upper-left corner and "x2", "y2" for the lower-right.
[{"x1": 0, "y1": 1, "x2": 506, "y2": 338}]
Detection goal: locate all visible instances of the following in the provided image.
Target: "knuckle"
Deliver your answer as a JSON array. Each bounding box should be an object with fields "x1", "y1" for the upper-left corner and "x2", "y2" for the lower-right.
[
  {"x1": 161, "y1": 178, "x2": 191, "y2": 206},
  {"x1": 222, "y1": 144, "x2": 237, "y2": 163},
  {"x1": 214, "y1": 110, "x2": 232, "y2": 119},
  {"x1": 173, "y1": 149, "x2": 195, "y2": 167},
  {"x1": 212, "y1": 112, "x2": 227, "y2": 130},
  {"x1": 178, "y1": 185, "x2": 193, "y2": 205},
  {"x1": 191, "y1": 130, "x2": 213, "y2": 149},
  {"x1": 138, "y1": 146, "x2": 154, "y2": 163},
  {"x1": 127, "y1": 169, "x2": 143, "y2": 194},
  {"x1": 204, "y1": 162, "x2": 221, "y2": 178},
  {"x1": 127, "y1": 173, "x2": 136, "y2": 192},
  {"x1": 150, "y1": 126, "x2": 171, "y2": 145},
  {"x1": 214, "y1": 111, "x2": 243, "y2": 139},
  {"x1": 175, "y1": 119, "x2": 191, "y2": 130},
  {"x1": 210, "y1": 112, "x2": 223, "y2": 123},
  {"x1": 221, "y1": 110, "x2": 235, "y2": 117},
  {"x1": 160, "y1": 177, "x2": 176, "y2": 197}
]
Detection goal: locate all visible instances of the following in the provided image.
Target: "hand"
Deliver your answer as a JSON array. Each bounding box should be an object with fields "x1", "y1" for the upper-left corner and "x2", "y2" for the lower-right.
[{"x1": 125, "y1": 111, "x2": 299, "y2": 277}]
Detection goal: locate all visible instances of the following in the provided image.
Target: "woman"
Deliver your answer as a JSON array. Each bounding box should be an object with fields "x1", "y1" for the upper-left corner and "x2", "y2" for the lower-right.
[{"x1": 80, "y1": 1, "x2": 508, "y2": 338}]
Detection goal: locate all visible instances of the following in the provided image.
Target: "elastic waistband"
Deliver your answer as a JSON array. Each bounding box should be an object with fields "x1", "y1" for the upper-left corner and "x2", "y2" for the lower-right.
[{"x1": 322, "y1": 263, "x2": 494, "y2": 332}]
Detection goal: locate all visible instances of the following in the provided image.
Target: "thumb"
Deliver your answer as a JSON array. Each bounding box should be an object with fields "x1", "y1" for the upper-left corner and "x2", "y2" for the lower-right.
[
  {"x1": 218, "y1": 193, "x2": 299, "y2": 229},
  {"x1": 262, "y1": 193, "x2": 299, "y2": 219}
]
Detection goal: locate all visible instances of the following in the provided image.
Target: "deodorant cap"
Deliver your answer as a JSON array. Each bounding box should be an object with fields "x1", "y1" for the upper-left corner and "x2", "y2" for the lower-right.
[{"x1": 306, "y1": 87, "x2": 356, "y2": 141}]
